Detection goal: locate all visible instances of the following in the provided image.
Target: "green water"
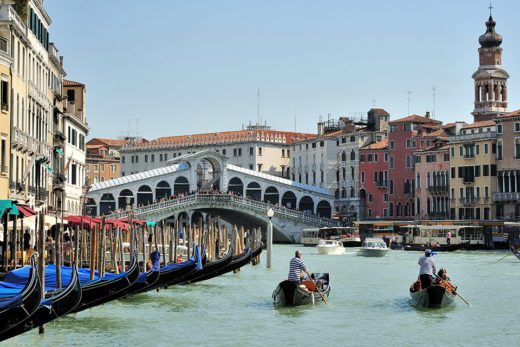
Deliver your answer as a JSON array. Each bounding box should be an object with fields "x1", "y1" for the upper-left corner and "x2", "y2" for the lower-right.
[{"x1": 8, "y1": 245, "x2": 520, "y2": 346}]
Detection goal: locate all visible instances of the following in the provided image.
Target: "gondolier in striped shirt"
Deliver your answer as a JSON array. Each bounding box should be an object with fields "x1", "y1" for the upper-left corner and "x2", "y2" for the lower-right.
[{"x1": 288, "y1": 250, "x2": 311, "y2": 283}]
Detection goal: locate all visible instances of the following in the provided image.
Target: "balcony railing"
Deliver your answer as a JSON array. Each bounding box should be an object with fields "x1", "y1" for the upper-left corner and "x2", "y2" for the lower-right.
[
  {"x1": 427, "y1": 185, "x2": 449, "y2": 193},
  {"x1": 462, "y1": 176, "x2": 475, "y2": 184},
  {"x1": 377, "y1": 180, "x2": 388, "y2": 188},
  {"x1": 494, "y1": 192, "x2": 520, "y2": 202},
  {"x1": 459, "y1": 197, "x2": 479, "y2": 205},
  {"x1": 449, "y1": 131, "x2": 497, "y2": 143}
]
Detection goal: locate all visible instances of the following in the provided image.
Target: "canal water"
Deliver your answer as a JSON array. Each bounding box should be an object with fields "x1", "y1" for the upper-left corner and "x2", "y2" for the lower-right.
[{"x1": 9, "y1": 245, "x2": 519, "y2": 346}]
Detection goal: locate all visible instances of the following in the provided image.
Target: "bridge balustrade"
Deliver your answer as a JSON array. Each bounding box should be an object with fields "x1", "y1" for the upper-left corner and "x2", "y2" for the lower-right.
[{"x1": 107, "y1": 193, "x2": 337, "y2": 227}]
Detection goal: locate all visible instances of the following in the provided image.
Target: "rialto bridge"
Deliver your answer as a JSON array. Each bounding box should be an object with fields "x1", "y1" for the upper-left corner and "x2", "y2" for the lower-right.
[{"x1": 85, "y1": 150, "x2": 337, "y2": 242}]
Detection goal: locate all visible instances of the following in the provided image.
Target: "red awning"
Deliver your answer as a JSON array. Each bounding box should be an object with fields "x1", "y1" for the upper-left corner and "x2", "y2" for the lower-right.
[
  {"x1": 119, "y1": 217, "x2": 145, "y2": 226},
  {"x1": 17, "y1": 205, "x2": 36, "y2": 217}
]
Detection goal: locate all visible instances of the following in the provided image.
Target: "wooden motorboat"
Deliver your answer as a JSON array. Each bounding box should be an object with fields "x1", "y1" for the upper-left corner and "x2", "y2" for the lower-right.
[
  {"x1": 316, "y1": 239, "x2": 345, "y2": 255},
  {"x1": 0, "y1": 264, "x2": 82, "y2": 342},
  {"x1": 0, "y1": 254, "x2": 42, "y2": 334},
  {"x1": 358, "y1": 237, "x2": 389, "y2": 257},
  {"x1": 272, "y1": 273, "x2": 330, "y2": 307},
  {"x1": 409, "y1": 279, "x2": 457, "y2": 308}
]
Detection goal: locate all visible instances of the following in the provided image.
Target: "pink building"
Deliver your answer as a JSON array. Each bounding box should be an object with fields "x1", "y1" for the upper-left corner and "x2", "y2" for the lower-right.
[
  {"x1": 414, "y1": 130, "x2": 451, "y2": 220},
  {"x1": 359, "y1": 139, "x2": 389, "y2": 219},
  {"x1": 388, "y1": 113, "x2": 442, "y2": 219}
]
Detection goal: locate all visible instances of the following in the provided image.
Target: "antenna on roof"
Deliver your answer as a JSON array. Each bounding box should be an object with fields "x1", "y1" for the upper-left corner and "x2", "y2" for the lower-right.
[
  {"x1": 406, "y1": 91, "x2": 412, "y2": 115},
  {"x1": 135, "y1": 118, "x2": 139, "y2": 138},
  {"x1": 294, "y1": 107, "x2": 297, "y2": 132},
  {"x1": 257, "y1": 87, "x2": 261, "y2": 126},
  {"x1": 432, "y1": 87, "x2": 436, "y2": 119}
]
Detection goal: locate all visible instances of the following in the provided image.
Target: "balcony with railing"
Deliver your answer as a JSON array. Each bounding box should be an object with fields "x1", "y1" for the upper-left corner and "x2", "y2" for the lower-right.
[
  {"x1": 462, "y1": 176, "x2": 475, "y2": 184},
  {"x1": 427, "y1": 185, "x2": 449, "y2": 194},
  {"x1": 449, "y1": 131, "x2": 497, "y2": 143},
  {"x1": 460, "y1": 197, "x2": 479, "y2": 206},
  {"x1": 377, "y1": 180, "x2": 388, "y2": 189},
  {"x1": 53, "y1": 172, "x2": 66, "y2": 191},
  {"x1": 494, "y1": 192, "x2": 520, "y2": 202}
]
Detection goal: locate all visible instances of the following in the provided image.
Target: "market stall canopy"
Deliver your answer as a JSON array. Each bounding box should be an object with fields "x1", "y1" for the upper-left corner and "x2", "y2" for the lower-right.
[
  {"x1": 16, "y1": 205, "x2": 36, "y2": 218},
  {"x1": 19, "y1": 214, "x2": 67, "y2": 231},
  {"x1": 0, "y1": 200, "x2": 19, "y2": 218}
]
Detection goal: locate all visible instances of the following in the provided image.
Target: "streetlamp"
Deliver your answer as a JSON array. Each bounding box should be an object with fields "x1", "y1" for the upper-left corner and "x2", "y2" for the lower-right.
[{"x1": 266, "y1": 207, "x2": 274, "y2": 269}]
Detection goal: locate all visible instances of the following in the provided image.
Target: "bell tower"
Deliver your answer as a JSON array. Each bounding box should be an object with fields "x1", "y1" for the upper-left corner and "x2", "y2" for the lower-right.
[{"x1": 472, "y1": 10, "x2": 509, "y2": 121}]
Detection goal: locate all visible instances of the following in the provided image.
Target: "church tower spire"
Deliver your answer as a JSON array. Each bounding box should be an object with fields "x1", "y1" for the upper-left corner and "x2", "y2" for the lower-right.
[{"x1": 472, "y1": 9, "x2": 509, "y2": 121}]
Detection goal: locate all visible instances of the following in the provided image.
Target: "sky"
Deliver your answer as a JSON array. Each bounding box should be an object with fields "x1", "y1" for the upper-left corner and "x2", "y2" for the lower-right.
[{"x1": 44, "y1": 0, "x2": 520, "y2": 140}]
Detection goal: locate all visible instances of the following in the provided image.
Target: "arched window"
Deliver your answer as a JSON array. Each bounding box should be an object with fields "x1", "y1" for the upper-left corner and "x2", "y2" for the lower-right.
[
  {"x1": 341, "y1": 151, "x2": 347, "y2": 162},
  {"x1": 389, "y1": 202, "x2": 394, "y2": 217},
  {"x1": 497, "y1": 141, "x2": 503, "y2": 160},
  {"x1": 427, "y1": 173, "x2": 431, "y2": 188},
  {"x1": 350, "y1": 188, "x2": 355, "y2": 198},
  {"x1": 350, "y1": 149, "x2": 355, "y2": 161},
  {"x1": 342, "y1": 168, "x2": 346, "y2": 180},
  {"x1": 515, "y1": 139, "x2": 520, "y2": 159}
]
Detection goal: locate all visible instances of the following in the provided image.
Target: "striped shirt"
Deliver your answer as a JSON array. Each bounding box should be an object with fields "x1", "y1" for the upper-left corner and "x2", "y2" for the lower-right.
[{"x1": 288, "y1": 257, "x2": 307, "y2": 282}]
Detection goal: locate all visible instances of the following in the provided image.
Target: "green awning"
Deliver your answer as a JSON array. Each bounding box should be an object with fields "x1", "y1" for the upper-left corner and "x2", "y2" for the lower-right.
[{"x1": 0, "y1": 200, "x2": 20, "y2": 218}]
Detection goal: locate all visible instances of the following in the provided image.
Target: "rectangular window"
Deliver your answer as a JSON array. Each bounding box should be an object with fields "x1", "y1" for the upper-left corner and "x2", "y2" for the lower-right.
[
  {"x1": 233, "y1": 149, "x2": 237, "y2": 157},
  {"x1": 135, "y1": 155, "x2": 139, "y2": 163},
  {"x1": 1, "y1": 80, "x2": 8, "y2": 111},
  {"x1": 450, "y1": 147, "x2": 454, "y2": 157},
  {"x1": 145, "y1": 154, "x2": 148, "y2": 162},
  {"x1": 374, "y1": 154, "x2": 378, "y2": 162},
  {"x1": 151, "y1": 154, "x2": 155, "y2": 162},
  {"x1": 497, "y1": 124, "x2": 503, "y2": 134},
  {"x1": 475, "y1": 165, "x2": 480, "y2": 177},
  {"x1": 250, "y1": 147, "x2": 254, "y2": 156},
  {"x1": 444, "y1": 153, "x2": 449, "y2": 161},
  {"x1": 390, "y1": 141, "x2": 395, "y2": 149},
  {"x1": 451, "y1": 167, "x2": 455, "y2": 178},
  {"x1": 71, "y1": 164, "x2": 77, "y2": 185},
  {"x1": 515, "y1": 123, "x2": 520, "y2": 132},
  {"x1": 122, "y1": 156, "x2": 125, "y2": 164},
  {"x1": 390, "y1": 125, "x2": 398, "y2": 132},
  {"x1": 491, "y1": 164, "x2": 497, "y2": 176},
  {"x1": 361, "y1": 172, "x2": 365, "y2": 183},
  {"x1": 459, "y1": 146, "x2": 463, "y2": 156},
  {"x1": 222, "y1": 149, "x2": 226, "y2": 155},
  {"x1": 159, "y1": 154, "x2": 163, "y2": 161},
  {"x1": 350, "y1": 136, "x2": 355, "y2": 142},
  {"x1": 483, "y1": 165, "x2": 489, "y2": 176},
  {"x1": 484, "y1": 143, "x2": 488, "y2": 154},
  {"x1": 164, "y1": 153, "x2": 168, "y2": 161},
  {"x1": 384, "y1": 194, "x2": 388, "y2": 202},
  {"x1": 311, "y1": 142, "x2": 316, "y2": 148},
  {"x1": 238, "y1": 148, "x2": 242, "y2": 156},
  {"x1": 384, "y1": 153, "x2": 388, "y2": 162},
  {"x1": 320, "y1": 141, "x2": 324, "y2": 147}
]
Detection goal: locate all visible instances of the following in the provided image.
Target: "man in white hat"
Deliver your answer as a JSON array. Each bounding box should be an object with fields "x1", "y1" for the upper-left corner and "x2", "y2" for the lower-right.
[{"x1": 418, "y1": 249, "x2": 436, "y2": 289}]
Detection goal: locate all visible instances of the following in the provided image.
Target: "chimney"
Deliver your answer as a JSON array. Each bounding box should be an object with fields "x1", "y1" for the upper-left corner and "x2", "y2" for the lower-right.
[
  {"x1": 317, "y1": 121, "x2": 324, "y2": 135},
  {"x1": 425, "y1": 111, "x2": 430, "y2": 119}
]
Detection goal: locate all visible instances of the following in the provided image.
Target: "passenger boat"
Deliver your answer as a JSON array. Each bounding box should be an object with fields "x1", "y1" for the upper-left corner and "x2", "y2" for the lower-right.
[
  {"x1": 316, "y1": 239, "x2": 345, "y2": 255},
  {"x1": 409, "y1": 282, "x2": 456, "y2": 308},
  {"x1": 272, "y1": 273, "x2": 330, "y2": 307},
  {"x1": 399, "y1": 225, "x2": 484, "y2": 251},
  {"x1": 0, "y1": 254, "x2": 42, "y2": 334},
  {"x1": 0, "y1": 264, "x2": 82, "y2": 342},
  {"x1": 358, "y1": 237, "x2": 389, "y2": 257}
]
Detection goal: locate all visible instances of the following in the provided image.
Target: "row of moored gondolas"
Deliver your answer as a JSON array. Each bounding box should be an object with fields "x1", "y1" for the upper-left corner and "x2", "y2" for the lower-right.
[{"x1": 0, "y1": 216, "x2": 262, "y2": 342}]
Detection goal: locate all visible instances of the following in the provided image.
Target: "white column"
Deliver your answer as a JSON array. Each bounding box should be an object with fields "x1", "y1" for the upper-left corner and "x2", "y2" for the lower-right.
[{"x1": 509, "y1": 172, "x2": 513, "y2": 193}]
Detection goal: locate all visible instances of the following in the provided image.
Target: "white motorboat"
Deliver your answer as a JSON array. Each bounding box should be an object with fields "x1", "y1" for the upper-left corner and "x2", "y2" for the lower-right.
[
  {"x1": 358, "y1": 237, "x2": 389, "y2": 257},
  {"x1": 316, "y1": 239, "x2": 345, "y2": 255}
]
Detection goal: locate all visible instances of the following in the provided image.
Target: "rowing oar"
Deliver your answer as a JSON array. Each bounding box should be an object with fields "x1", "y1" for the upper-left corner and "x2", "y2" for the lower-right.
[
  {"x1": 496, "y1": 252, "x2": 512, "y2": 263},
  {"x1": 310, "y1": 275, "x2": 328, "y2": 304},
  {"x1": 434, "y1": 275, "x2": 471, "y2": 307}
]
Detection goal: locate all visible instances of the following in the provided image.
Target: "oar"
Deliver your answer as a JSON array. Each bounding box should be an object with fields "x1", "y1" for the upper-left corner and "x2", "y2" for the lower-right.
[
  {"x1": 496, "y1": 252, "x2": 511, "y2": 263},
  {"x1": 434, "y1": 275, "x2": 471, "y2": 307},
  {"x1": 310, "y1": 275, "x2": 328, "y2": 304}
]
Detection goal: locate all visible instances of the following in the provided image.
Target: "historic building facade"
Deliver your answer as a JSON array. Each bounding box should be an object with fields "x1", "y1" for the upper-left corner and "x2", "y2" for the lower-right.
[
  {"x1": 120, "y1": 125, "x2": 315, "y2": 179},
  {"x1": 359, "y1": 139, "x2": 389, "y2": 219},
  {"x1": 86, "y1": 138, "x2": 131, "y2": 185},
  {"x1": 495, "y1": 109, "x2": 520, "y2": 219},
  {"x1": 62, "y1": 80, "x2": 89, "y2": 215},
  {"x1": 0, "y1": 36, "x2": 11, "y2": 199}
]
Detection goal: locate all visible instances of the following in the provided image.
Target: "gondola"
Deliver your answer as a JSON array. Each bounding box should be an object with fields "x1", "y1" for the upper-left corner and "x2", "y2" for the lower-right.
[
  {"x1": 510, "y1": 241, "x2": 520, "y2": 261},
  {"x1": 187, "y1": 247, "x2": 252, "y2": 284},
  {"x1": 403, "y1": 243, "x2": 463, "y2": 252},
  {"x1": 0, "y1": 254, "x2": 42, "y2": 334},
  {"x1": 0, "y1": 264, "x2": 82, "y2": 342},
  {"x1": 70, "y1": 250, "x2": 139, "y2": 313},
  {"x1": 251, "y1": 242, "x2": 263, "y2": 258},
  {"x1": 131, "y1": 247, "x2": 206, "y2": 294},
  {"x1": 272, "y1": 273, "x2": 330, "y2": 307},
  {"x1": 118, "y1": 251, "x2": 162, "y2": 297},
  {"x1": 180, "y1": 246, "x2": 234, "y2": 285},
  {"x1": 409, "y1": 283, "x2": 456, "y2": 308}
]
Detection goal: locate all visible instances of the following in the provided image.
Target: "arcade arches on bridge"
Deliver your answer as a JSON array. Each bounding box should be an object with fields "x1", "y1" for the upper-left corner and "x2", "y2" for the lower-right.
[
  {"x1": 196, "y1": 156, "x2": 221, "y2": 190},
  {"x1": 100, "y1": 193, "x2": 116, "y2": 215},
  {"x1": 299, "y1": 196, "x2": 314, "y2": 214},
  {"x1": 317, "y1": 200, "x2": 332, "y2": 219},
  {"x1": 263, "y1": 186, "x2": 279, "y2": 205},
  {"x1": 228, "y1": 177, "x2": 244, "y2": 196},
  {"x1": 281, "y1": 191, "x2": 297, "y2": 209},
  {"x1": 246, "y1": 182, "x2": 261, "y2": 201},
  {"x1": 118, "y1": 189, "x2": 134, "y2": 210},
  {"x1": 137, "y1": 185, "x2": 153, "y2": 206},
  {"x1": 85, "y1": 198, "x2": 97, "y2": 216},
  {"x1": 174, "y1": 176, "x2": 190, "y2": 195},
  {"x1": 156, "y1": 181, "x2": 171, "y2": 200}
]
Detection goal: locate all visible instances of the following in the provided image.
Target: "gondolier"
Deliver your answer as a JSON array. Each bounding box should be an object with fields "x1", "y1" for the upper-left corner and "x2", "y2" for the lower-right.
[
  {"x1": 288, "y1": 250, "x2": 311, "y2": 283},
  {"x1": 418, "y1": 249, "x2": 436, "y2": 289}
]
